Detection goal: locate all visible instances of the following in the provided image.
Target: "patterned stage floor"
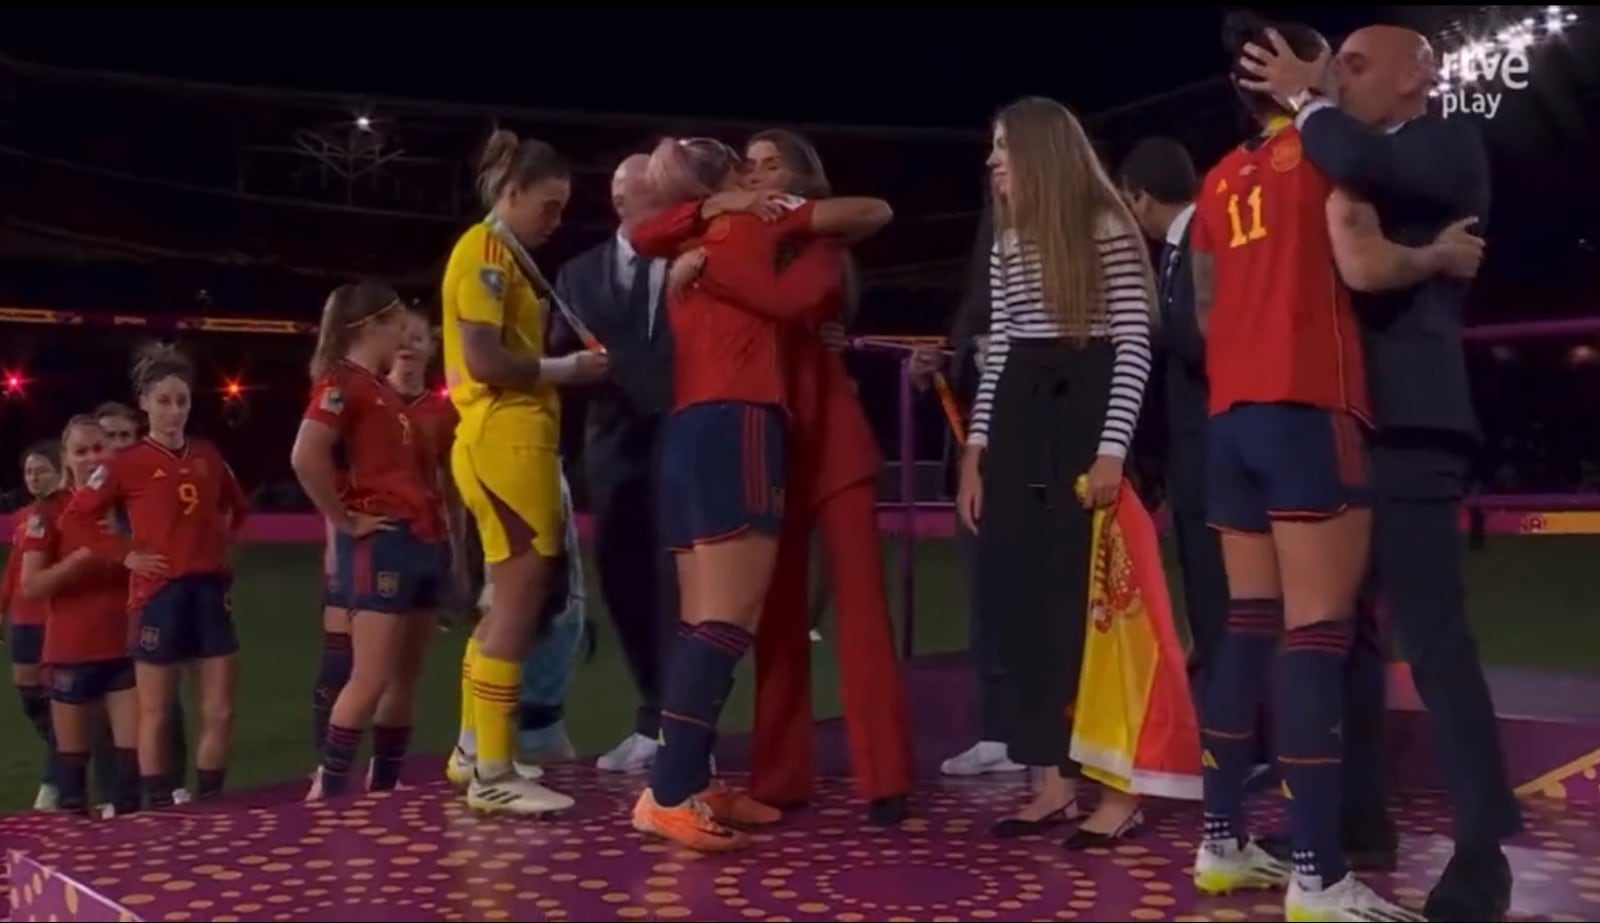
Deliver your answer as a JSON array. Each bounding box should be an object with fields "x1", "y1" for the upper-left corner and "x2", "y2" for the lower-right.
[{"x1": 5, "y1": 763, "x2": 1600, "y2": 922}]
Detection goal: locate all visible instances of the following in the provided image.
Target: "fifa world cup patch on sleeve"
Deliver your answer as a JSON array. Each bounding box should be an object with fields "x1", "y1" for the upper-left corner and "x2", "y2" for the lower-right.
[
  {"x1": 24, "y1": 514, "x2": 44, "y2": 539},
  {"x1": 478, "y1": 266, "x2": 508, "y2": 300},
  {"x1": 319, "y1": 388, "x2": 345, "y2": 414}
]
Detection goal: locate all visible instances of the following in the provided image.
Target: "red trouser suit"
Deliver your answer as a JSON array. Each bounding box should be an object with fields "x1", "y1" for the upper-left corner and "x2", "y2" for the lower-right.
[{"x1": 748, "y1": 321, "x2": 914, "y2": 805}]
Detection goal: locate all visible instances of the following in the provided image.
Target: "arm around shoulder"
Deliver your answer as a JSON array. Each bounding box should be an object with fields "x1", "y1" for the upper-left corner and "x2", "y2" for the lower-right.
[{"x1": 1299, "y1": 104, "x2": 1476, "y2": 211}]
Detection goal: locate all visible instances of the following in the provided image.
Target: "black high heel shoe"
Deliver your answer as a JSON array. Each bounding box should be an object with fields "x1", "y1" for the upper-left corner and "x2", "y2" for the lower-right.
[
  {"x1": 1061, "y1": 808, "x2": 1145, "y2": 851},
  {"x1": 990, "y1": 799, "x2": 1080, "y2": 839}
]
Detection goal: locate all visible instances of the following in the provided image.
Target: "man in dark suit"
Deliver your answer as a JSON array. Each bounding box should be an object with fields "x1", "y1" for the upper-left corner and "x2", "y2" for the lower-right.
[
  {"x1": 1117, "y1": 138, "x2": 1229, "y2": 694},
  {"x1": 912, "y1": 188, "x2": 1020, "y2": 777},
  {"x1": 1242, "y1": 24, "x2": 1519, "y2": 920},
  {"x1": 552, "y1": 153, "x2": 677, "y2": 773}
]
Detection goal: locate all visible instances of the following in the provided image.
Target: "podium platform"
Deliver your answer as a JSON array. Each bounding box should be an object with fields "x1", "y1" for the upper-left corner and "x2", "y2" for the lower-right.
[{"x1": 5, "y1": 657, "x2": 1600, "y2": 922}]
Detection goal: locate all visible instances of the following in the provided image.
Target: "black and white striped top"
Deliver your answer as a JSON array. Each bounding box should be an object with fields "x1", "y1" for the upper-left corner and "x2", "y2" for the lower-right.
[{"x1": 968, "y1": 212, "x2": 1154, "y2": 458}]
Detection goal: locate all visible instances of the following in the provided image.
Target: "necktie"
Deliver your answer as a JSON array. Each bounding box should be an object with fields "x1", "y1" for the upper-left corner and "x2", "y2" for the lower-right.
[
  {"x1": 1160, "y1": 243, "x2": 1180, "y2": 294},
  {"x1": 626, "y1": 255, "x2": 654, "y2": 341}
]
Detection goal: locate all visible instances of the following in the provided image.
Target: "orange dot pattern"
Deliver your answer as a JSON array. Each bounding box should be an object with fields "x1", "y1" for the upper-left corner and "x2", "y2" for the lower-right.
[{"x1": 1, "y1": 767, "x2": 1598, "y2": 921}]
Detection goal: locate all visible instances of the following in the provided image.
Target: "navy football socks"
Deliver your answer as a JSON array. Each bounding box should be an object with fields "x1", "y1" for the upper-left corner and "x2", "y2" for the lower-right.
[
  {"x1": 369, "y1": 724, "x2": 412, "y2": 791},
  {"x1": 1278, "y1": 618, "x2": 1354, "y2": 888},
  {"x1": 312, "y1": 631, "x2": 353, "y2": 754},
  {"x1": 1201, "y1": 598, "x2": 1282, "y2": 845},
  {"x1": 650, "y1": 620, "x2": 753, "y2": 808}
]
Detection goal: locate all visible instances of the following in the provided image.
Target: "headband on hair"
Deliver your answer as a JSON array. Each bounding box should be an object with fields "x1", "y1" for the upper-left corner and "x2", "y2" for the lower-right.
[{"x1": 345, "y1": 299, "x2": 403, "y2": 329}]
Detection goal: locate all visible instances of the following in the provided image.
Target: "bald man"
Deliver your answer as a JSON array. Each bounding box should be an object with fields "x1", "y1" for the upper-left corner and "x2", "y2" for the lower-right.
[
  {"x1": 551, "y1": 153, "x2": 678, "y2": 773},
  {"x1": 1241, "y1": 24, "x2": 1518, "y2": 921}
]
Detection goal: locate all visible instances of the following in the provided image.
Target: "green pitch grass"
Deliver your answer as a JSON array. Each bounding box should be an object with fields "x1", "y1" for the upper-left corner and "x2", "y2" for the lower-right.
[{"x1": 1, "y1": 535, "x2": 1599, "y2": 811}]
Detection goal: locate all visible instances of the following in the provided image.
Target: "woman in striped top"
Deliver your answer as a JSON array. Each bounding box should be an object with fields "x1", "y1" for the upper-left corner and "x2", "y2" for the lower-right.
[{"x1": 956, "y1": 96, "x2": 1156, "y2": 847}]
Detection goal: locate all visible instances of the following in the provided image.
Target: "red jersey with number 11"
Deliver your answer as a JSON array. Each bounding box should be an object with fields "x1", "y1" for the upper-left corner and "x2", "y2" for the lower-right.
[{"x1": 1192, "y1": 124, "x2": 1368, "y2": 422}]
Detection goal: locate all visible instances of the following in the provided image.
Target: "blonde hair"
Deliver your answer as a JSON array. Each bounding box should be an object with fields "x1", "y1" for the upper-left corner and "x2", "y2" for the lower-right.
[
  {"x1": 59, "y1": 414, "x2": 103, "y2": 489},
  {"x1": 993, "y1": 97, "x2": 1156, "y2": 339},
  {"x1": 645, "y1": 137, "x2": 740, "y2": 205}
]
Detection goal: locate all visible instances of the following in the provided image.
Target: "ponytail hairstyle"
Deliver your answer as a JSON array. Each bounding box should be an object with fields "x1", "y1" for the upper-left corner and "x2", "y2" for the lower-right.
[
  {"x1": 310, "y1": 281, "x2": 403, "y2": 379},
  {"x1": 477, "y1": 129, "x2": 572, "y2": 209},
  {"x1": 645, "y1": 137, "x2": 740, "y2": 204},
  {"x1": 753, "y1": 128, "x2": 863, "y2": 324},
  {"x1": 131, "y1": 342, "x2": 195, "y2": 396},
  {"x1": 58, "y1": 414, "x2": 103, "y2": 489}
]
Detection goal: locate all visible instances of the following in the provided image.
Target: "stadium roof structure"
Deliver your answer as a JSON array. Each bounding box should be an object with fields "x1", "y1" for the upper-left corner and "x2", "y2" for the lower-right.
[{"x1": 0, "y1": 4, "x2": 1594, "y2": 324}]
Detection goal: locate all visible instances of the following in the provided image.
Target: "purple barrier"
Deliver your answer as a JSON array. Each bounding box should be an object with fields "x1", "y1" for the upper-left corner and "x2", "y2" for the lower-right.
[{"x1": 1462, "y1": 317, "x2": 1600, "y2": 342}]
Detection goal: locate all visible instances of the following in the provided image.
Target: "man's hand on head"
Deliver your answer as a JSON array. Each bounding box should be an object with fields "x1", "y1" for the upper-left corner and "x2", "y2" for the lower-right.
[{"x1": 1238, "y1": 28, "x2": 1333, "y2": 107}]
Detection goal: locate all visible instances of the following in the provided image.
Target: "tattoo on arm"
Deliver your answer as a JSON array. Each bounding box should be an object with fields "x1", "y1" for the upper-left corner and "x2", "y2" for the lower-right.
[
  {"x1": 1191, "y1": 251, "x2": 1215, "y2": 335},
  {"x1": 458, "y1": 321, "x2": 542, "y2": 390}
]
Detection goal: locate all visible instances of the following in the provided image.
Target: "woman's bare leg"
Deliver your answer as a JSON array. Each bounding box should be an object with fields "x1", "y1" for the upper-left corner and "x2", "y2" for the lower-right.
[{"x1": 134, "y1": 662, "x2": 181, "y2": 808}]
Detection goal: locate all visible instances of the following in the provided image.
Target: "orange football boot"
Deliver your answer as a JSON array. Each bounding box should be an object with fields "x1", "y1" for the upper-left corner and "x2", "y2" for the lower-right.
[{"x1": 632, "y1": 789, "x2": 750, "y2": 852}]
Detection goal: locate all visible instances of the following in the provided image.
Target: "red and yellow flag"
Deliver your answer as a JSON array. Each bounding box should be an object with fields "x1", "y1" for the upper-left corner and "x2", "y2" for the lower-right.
[{"x1": 1070, "y1": 478, "x2": 1202, "y2": 800}]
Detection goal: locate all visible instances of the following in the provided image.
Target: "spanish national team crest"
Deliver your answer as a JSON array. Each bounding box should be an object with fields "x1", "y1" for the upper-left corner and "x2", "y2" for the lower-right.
[
  {"x1": 1270, "y1": 135, "x2": 1303, "y2": 173},
  {"x1": 139, "y1": 626, "x2": 161, "y2": 652},
  {"x1": 376, "y1": 571, "x2": 400, "y2": 599},
  {"x1": 705, "y1": 216, "x2": 730, "y2": 243}
]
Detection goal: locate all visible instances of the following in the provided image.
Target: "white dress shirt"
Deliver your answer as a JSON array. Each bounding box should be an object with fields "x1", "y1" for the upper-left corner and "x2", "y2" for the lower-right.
[{"x1": 614, "y1": 231, "x2": 665, "y2": 336}]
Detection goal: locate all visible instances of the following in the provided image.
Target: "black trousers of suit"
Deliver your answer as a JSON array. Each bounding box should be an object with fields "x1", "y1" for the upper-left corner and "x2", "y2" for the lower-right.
[
  {"x1": 590, "y1": 441, "x2": 679, "y2": 740},
  {"x1": 1343, "y1": 428, "x2": 1522, "y2": 846},
  {"x1": 1169, "y1": 499, "x2": 1228, "y2": 695}
]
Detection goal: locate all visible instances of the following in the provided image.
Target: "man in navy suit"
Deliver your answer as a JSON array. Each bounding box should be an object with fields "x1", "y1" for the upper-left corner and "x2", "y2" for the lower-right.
[
  {"x1": 1241, "y1": 24, "x2": 1517, "y2": 920},
  {"x1": 552, "y1": 154, "x2": 677, "y2": 774},
  {"x1": 1117, "y1": 138, "x2": 1230, "y2": 694}
]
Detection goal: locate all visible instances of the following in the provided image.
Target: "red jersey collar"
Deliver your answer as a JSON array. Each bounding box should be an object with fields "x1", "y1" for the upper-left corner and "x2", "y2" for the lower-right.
[{"x1": 143, "y1": 435, "x2": 190, "y2": 460}]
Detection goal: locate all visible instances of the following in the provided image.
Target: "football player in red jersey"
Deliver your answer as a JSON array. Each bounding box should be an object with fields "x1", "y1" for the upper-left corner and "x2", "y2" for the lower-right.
[
  {"x1": 306, "y1": 304, "x2": 458, "y2": 794},
  {"x1": 4, "y1": 441, "x2": 65, "y2": 809},
  {"x1": 623, "y1": 137, "x2": 891, "y2": 850},
  {"x1": 291, "y1": 282, "x2": 446, "y2": 799},
  {"x1": 69, "y1": 343, "x2": 250, "y2": 809},
  {"x1": 18, "y1": 417, "x2": 163, "y2": 816},
  {"x1": 1188, "y1": 15, "x2": 1421, "y2": 922}
]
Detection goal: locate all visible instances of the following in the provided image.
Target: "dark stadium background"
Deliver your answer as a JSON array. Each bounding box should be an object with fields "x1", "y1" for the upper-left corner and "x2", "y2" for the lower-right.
[{"x1": 0, "y1": 4, "x2": 1596, "y2": 506}]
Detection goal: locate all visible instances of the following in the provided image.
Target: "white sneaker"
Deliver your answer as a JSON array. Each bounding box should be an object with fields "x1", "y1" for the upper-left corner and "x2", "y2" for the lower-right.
[
  {"x1": 97, "y1": 803, "x2": 115, "y2": 819},
  {"x1": 33, "y1": 784, "x2": 59, "y2": 811},
  {"x1": 1193, "y1": 837, "x2": 1291, "y2": 895},
  {"x1": 1285, "y1": 873, "x2": 1426, "y2": 922},
  {"x1": 172, "y1": 788, "x2": 193, "y2": 805},
  {"x1": 596, "y1": 733, "x2": 657, "y2": 773},
  {"x1": 939, "y1": 741, "x2": 1024, "y2": 777},
  {"x1": 809, "y1": 629, "x2": 823, "y2": 643},
  {"x1": 305, "y1": 768, "x2": 325, "y2": 802},
  {"x1": 467, "y1": 768, "x2": 574, "y2": 815}
]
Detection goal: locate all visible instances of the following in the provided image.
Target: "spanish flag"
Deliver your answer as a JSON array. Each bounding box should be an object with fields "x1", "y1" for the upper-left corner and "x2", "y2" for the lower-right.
[{"x1": 1069, "y1": 478, "x2": 1203, "y2": 800}]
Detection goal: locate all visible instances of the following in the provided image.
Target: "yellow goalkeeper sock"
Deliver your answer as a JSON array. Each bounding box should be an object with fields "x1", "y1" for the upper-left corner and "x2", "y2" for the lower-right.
[
  {"x1": 470, "y1": 654, "x2": 520, "y2": 769},
  {"x1": 457, "y1": 637, "x2": 479, "y2": 753}
]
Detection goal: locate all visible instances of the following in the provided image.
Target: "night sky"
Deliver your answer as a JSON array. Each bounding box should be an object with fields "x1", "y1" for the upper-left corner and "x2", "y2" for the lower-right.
[{"x1": 1, "y1": 4, "x2": 1596, "y2": 317}]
